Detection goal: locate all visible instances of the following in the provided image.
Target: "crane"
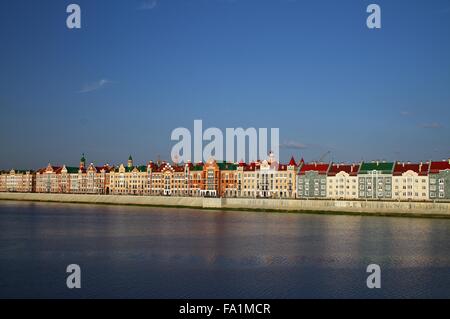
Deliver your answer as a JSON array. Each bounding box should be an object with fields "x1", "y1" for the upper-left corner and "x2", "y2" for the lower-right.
[{"x1": 317, "y1": 151, "x2": 331, "y2": 163}]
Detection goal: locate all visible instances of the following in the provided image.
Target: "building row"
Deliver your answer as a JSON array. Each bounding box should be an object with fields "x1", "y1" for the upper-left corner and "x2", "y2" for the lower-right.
[
  {"x1": 297, "y1": 160, "x2": 450, "y2": 201},
  {"x1": 1, "y1": 154, "x2": 449, "y2": 201}
]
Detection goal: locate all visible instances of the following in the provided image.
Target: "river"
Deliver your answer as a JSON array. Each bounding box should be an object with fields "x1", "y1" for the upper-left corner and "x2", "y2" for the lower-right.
[{"x1": 0, "y1": 200, "x2": 449, "y2": 298}]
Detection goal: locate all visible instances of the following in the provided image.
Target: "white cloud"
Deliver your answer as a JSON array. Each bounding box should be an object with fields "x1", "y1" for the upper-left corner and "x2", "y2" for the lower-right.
[
  {"x1": 79, "y1": 79, "x2": 112, "y2": 93},
  {"x1": 138, "y1": 0, "x2": 158, "y2": 10},
  {"x1": 280, "y1": 140, "x2": 307, "y2": 150},
  {"x1": 420, "y1": 122, "x2": 442, "y2": 129}
]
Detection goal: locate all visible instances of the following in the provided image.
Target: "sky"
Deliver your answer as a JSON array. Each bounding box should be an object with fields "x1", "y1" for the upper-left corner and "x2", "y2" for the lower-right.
[{"x1": 0, "y1": 0, "x2": 449, "y2": 169}]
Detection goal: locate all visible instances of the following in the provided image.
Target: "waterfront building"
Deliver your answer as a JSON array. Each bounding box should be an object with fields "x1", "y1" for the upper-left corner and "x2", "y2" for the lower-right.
[
  {"x1": 159, "y1": 162, "x2": 189, "y2": 196},
  {"x1": 0, "y1": 171, "x2": 6, "y2": 192},
  {"x1": 217, "y1": 161, "x2": 238, "y2": 197},
  {"x1": 201, "y1": 158, "x2": 220, "y2": 197},
  {"x1": 35, "y1": 164, "x2": 63, "y2": 193},
  {"x1": 59, "y1": 165, "x2": 83, "y2": 193},
  {"x1": 4, "y1": 153, "x2": 450, "y2": 203},
  {"x1": 236, "y1": 160, "x2": 257, "y2": 198},
  {"x1": 187, "y1": 162, "x2": 204, "y2": 197},
  {"x1": 236, "y1": 153, "x2": 297, "y2": 198},
  {"x1": 392, "y1": 162, "x2": 429, "y2": 201},
  {"x1": 146, "y1": 159, "x2": 236, "y2": 197},
  {"x1": 109, "y1": 156, "x2": 150, "y2": 195},
  {"x1": 35, "y1": 154, "x2": 112, "y2": 194},
  {"x1": 327, "y1": 163, "x2": 360, "y2": 199},
  {"x1": 358, "y1": 161, "x2": 394, "y2": 200},
  {"x1": 429, "y1": 159, "x2": 450, "y2": 200},
  {"x1": 2, "y1": 169, "x2": 35, "y2": 193},
  {"x1": 85, "y1": 163, "x2": 112, "y2": 194},
  {"x1": 297, "y1": 162, "x2": 331, "y2": 199}
]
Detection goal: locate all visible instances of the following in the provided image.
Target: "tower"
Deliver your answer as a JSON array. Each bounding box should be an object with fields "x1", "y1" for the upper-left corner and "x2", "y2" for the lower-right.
[
  {"x1": 128, "y1": 155, "x2": 133, "y2": 168},
  {"x1": 80, "y1": 153, "x2": 86, "y2": 169}
]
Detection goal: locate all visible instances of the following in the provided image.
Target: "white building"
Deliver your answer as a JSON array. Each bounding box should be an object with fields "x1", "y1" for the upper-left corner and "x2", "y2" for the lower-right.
[
  {"x1": 327, "y1": 164, "x2": 360, "y2": 199},
  {"x1": 392, "y1": 162, "x2": 430, "y2": 201}
]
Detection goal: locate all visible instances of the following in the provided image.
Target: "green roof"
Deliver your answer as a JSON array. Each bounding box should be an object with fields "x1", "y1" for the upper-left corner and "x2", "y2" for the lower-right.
[
  {"x1": 66, "y1": 167, "x2": 79, "y2": 174},
  {"x1": 359, "y1": 162, "x2": 394, "y2": 174},
  {"x1": 80, "y1": 153, "x2": 86, "y2": 162},
  {"x1": 116, "y1": 165, "x2": 147, "y2": 173},
  {"x1": 191, "y1": 165, "x2": 204, "y2": 171},
  {"x1": 217, "y1": 162, "x2": 237, "y2": 170},
  {"x1": 128, "y1": 155, "x2": 133, "y2": 161},
  {"x1": 137, "y1": 165, "x2": 147, "y2": 172}
]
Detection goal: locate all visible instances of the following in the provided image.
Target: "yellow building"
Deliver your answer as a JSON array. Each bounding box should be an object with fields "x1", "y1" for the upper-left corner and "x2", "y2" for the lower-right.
[
  {"x1": 2, "y1": 169, "x2": 35, "y2": 193},
  {"x1": 109, "y1": 156, "x2": 150, "y2": 195}
]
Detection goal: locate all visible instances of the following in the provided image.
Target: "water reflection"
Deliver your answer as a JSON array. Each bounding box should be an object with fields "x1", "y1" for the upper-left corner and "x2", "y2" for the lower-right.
[{"x1": 0, "y1": 200, "x2": 449, "y2": 298}]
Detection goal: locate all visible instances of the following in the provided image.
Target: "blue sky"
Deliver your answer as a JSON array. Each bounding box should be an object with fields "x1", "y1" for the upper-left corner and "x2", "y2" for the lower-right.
[{"x1": 0, "y1": 0, "x2": 449, "y2": 169}]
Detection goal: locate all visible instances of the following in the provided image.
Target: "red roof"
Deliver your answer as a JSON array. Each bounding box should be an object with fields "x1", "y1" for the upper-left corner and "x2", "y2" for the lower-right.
[
  {"x1": 288, "y1": 156, "x2": 296, "y2": 166},
  {"x1": 328, "y1": 164, "x2": 360, "y2": 176},
  {"x1": 158, "y1": 163, "x2": 185, "y2": 173},
  {"x1": 429, "y1": 160, "x2": 450, "y2": 174},
  {"x1": 244, "y1": 162, "x2": 257, "y2": 171},
  {"x1": 393, "y1": 162, "x2": 429, "y2": 176},
  {"x1": 96, "y1": 165, "x2": 113, "y2": 173},
  {"x1": 299, "y1": 163, "x2": 330, "y2": 175}
]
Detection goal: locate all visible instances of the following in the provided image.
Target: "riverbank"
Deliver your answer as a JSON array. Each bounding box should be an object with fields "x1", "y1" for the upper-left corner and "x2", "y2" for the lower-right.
[{"x1": 1, "y1": 192, "x2": 450, "y2": 219}]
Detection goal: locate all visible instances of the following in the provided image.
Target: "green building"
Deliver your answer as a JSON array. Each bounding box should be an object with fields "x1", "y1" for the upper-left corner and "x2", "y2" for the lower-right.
[{"x1": 358, "y1": 161, "x2": 394, "y2": 199}]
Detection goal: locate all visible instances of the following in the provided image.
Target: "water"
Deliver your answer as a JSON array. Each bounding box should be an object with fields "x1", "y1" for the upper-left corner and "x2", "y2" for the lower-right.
[{"x1": 0, "y1": 200, "x2": 449, "y2": 299}]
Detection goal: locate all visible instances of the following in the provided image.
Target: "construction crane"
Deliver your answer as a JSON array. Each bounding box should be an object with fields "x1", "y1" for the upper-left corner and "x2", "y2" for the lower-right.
[{"x1": 317, "y1": 151, "x2": 331, "y2": 163}]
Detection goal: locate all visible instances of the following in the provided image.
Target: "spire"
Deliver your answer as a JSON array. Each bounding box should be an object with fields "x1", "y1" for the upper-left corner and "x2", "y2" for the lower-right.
[
  {"x1": 80, "y1": 153, "x2": 86, "y2": 169},
  {"x1": 127, "y1": 155, "x2": 133, "y2": 168},
  {"x1": 289, "y1": 156, "x2": 296, "y2": 166}
]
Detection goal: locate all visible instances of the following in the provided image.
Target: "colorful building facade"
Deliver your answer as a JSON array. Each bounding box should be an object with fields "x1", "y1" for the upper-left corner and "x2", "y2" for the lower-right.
[
  {"x1": 326, "y1": 164, "x2": 360, "y2": 200},
  {"x1": 0, "y1": 169, "x2": 35, "y2": 193},
  {"x1": 429, "y1": 160, "x2": 450, "y2": 200},
  {"x1": 392, "y1": 162, "x2": 429, "y2": 201},
  {"x1": 358, "y1": 162, "x2": 394, "y2": 200},
  {"x1": 2, "y1": 153, "x2": 450, "y2": 202},
  {"x1": 297, "y1": 162, "x2": 330, "y2": 199}
]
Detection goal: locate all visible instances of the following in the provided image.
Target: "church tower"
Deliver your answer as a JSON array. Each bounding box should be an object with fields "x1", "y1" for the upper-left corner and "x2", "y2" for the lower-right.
[
  {"x1": 128, "y1": 155, "x2": 133, "y2": 168},
  {"x1": 80, "y1": 153, "x2": 86, "y2": 169}
]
